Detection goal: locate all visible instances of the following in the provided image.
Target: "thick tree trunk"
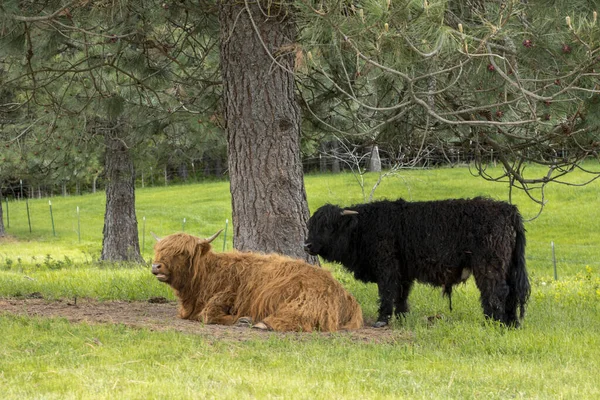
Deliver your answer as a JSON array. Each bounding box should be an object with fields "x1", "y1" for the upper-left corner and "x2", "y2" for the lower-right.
[
  {"x1": 219, "y1": 1, "x2": 318, "y2": 264},
  {"x1": 100, "y1": 125, "x2": 143, "y2": 263}
]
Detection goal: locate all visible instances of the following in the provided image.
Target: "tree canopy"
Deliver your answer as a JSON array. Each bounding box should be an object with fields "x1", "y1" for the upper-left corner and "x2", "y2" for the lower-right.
[
  {"x1": 297, "y1": 0, "x2": 600, "y2": 207},
  {"x1": 1, "y1": 0, "x2": 599, "y2": 249}
]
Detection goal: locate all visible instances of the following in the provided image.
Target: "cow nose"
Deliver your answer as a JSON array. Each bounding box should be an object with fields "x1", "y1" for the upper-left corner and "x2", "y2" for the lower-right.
[{"x1": 151, "y1": 263, "x2": 161, "y2": 274}]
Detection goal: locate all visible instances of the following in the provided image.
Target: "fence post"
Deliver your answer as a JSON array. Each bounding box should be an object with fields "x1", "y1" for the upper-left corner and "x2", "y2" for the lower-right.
[
  {"x1": 551, "y1": 241, "x2": 558, "y2": 280},
  {"x1": 5, "y1": 196, "x2": 8, "y2": 228},
  {"x1": 142, "y1": 216, "x2": 146, "y2": 252},
  {"x1": 223, "y1": 219, "x2": 228, "y2": 252},
  {"x1": 77, "y1": 206, "x2": 81, "y2": 243},
  {"x1": 25, "y1": 197, "x2": 32, "y2": 233},
  {"x1": 49, "y1": 200, "x2": 56, "y2": 236}
]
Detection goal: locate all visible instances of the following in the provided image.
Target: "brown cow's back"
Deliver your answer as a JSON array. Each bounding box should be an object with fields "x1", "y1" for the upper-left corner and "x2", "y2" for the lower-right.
[
  {"x1": 153, "y1": 233, "x2": 362, "y2": 332},
  {"x1": 210, "y1": 252, "x2": 363, "y2": 332}
]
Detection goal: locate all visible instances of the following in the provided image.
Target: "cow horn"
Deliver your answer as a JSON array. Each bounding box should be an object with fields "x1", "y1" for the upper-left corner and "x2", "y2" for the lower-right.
[
  {"x1": 151, "y1": 232, "x2": 161, "y2": 241},
  {"x1": 341, "y1": 210, "x2": 359, "y2": 216},
  {"x1": 205, "y1": 229, "x2": 224, "y2": 244}
]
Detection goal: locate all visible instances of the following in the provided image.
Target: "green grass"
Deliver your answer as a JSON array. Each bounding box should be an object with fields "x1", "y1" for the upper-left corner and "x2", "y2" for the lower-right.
[
  {"x1": 1, "y1": 164, "x2": 600, "y2": 398},
  {"x1": 1, "y1": 276, "x2": 599, "y2": 399},
  {"x1": 0, "y1": 266, "x2": 174, "y2": 301},
  {"x1": 1, "y1": 288, "x2": 599, "y2": 400}
]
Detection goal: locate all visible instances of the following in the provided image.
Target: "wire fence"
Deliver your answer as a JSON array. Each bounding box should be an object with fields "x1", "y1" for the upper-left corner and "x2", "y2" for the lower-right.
[
  {"x1": 0, "y1": 195, "x2": 234, "y2": 258},
  {"x1": 0, "y1": 151, "x2": 482, "y2": 200},
  {"x1": 2, "y1": 195, "x2": 598, "y2": 278},
  {"x1": 526, "y1": 241, "x2": 600, "y2": 280}
]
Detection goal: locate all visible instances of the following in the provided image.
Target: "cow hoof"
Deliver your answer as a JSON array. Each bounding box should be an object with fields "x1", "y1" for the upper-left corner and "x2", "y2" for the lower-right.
[
  {"x1": 235, "y1": 316, "x2": 253, "y2": 327},
  {"x1": 373, "y1": 321, "x2": 388, "y2": 328},
  {"x1": 252, "y1": 322, "x2": 270, "y2": 331}
]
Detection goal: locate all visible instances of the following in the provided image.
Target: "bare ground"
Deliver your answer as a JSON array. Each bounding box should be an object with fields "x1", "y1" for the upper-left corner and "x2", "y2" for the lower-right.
[{"x1": 0, "y1": 297, "x2": 411, "y2": 344}]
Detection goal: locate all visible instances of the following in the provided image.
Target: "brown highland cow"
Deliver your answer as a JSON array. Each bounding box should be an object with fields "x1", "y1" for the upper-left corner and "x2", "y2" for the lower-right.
[{"x1": 151, "y1": 231, "x2": 363, "y2": 332}]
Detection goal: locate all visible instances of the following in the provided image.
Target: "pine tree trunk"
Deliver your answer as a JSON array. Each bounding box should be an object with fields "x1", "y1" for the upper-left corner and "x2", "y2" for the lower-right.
[
  {"x1": 100, "y1": 125, "x2": 143, "y2": 263},
  {"x1": 219, "y1": 1, "x2": 318, "y2": 264}
]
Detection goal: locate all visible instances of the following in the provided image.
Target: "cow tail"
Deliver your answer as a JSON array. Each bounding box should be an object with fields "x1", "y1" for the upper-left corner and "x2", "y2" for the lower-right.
[{"x1": 510, "y1": 212, "x2": 531, "y2": 320}]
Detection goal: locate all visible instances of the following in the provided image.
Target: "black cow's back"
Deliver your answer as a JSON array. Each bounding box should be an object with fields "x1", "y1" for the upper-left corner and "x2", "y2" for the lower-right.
[{"x1": 347, "y1": 198, "x2": 520, "y2": 282}]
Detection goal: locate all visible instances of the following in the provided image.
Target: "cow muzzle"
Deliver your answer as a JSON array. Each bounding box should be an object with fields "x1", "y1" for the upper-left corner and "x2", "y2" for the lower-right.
[
  {"x1": 303, "y1": 242, "x2": 317, "y2": 255},
  {"x1": 151, "y1": 263, "x2": 168, "y2": 282}
]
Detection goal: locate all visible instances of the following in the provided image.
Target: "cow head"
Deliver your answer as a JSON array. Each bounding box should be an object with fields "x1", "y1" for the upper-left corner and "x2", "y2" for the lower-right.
[
  {"x1": 151, "y1": 230, "x2": 223, "y2": 288},
  {"x1": 304, "y1": 204, "x2": 358, "y2": 261}
]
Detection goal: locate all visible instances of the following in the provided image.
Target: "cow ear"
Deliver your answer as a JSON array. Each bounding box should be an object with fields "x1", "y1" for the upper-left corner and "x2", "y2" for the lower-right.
[
  {"x1": 195, "y1": 230, "x2": 222, "y2": 257},
  {"x1": 341, "y1": 209, "x2": 359, "y2": 216},
  {"x1": 197, "y1": 240, "x2": 212, "y2": 256}
]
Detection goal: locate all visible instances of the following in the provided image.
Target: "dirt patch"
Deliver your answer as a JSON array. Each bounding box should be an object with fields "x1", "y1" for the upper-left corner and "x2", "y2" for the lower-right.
[
  {"x1": 0, "y1": 235, "x2": 18, "y2": 244},
  {"x1": 0, "y1": 297, "x2": 411, "y2": 344}
]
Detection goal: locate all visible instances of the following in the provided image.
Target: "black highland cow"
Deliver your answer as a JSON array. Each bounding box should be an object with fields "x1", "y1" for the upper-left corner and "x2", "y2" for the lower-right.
[{"x1": 304, "y1": 197, "x2": 530, "y2": 327}]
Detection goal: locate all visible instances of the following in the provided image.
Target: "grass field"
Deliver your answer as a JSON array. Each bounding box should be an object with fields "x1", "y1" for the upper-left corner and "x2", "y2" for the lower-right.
[{"x1": 1, "y1": 164, "x2": 599, "y2": 399}]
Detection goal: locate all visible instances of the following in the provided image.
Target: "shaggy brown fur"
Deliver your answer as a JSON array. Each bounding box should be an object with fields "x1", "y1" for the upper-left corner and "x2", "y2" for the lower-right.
[{"x1": 151, "y1": 232, "x2": 363, "y2": 332}]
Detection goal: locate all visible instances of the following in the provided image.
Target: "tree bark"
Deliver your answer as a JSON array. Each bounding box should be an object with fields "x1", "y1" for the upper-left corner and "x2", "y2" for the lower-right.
[
  {"x1": 219, "y1": 1, "x2": 318, "y2": 264},
  {"x1": 100, "y1": 123, "x2": 143, "y2": 263}
]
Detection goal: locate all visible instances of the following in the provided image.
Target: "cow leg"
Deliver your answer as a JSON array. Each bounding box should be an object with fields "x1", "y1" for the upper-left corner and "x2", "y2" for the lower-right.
[
  {"x1": 394, "y1": 280, "x2": 414, "y2": 316},
  {"x1": 443, "y1": 285, "x2": 453, "y2": 311},
  {"x1": 199, "y1": 301, "x2": 235, "y2": 325},
  {"x1": 375, "y1": 278, "x2": 398, "y2": 328},
  {"x1": 473, "y1": 265, "x2": 510, "y2": 325},
  {"x1": 262, "y1": 312, "x2": 311, "y2": 332},
  {"x1": 482, "y1": 282, "x2": 509, "y2": 325},
  {"x1": 504, "y1": 286, "x2": 520, "y2": 327}
]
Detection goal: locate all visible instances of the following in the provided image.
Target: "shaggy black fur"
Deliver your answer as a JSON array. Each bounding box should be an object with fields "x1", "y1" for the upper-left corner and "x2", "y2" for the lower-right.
[{"x1": 304, "y1": 197, "x2": 530, "y2": 327}]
